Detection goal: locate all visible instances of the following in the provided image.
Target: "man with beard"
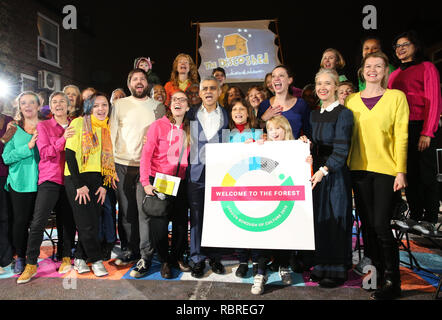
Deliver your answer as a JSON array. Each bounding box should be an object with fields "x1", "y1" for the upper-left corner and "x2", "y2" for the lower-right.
[{"x1": 109, "y1": 68, "x2": 165, "y2": 268}]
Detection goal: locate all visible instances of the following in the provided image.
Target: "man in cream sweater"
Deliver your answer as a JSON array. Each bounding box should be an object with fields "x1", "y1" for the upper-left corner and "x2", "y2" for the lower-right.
[{"x1": 109, "y1": 68, "x2": 165, "y2": 267}]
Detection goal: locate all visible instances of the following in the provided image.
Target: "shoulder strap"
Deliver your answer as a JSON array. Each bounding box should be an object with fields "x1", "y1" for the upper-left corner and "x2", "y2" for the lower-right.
[{"x1": 174, "y1": 138, "x2": 186, "y2": 177}]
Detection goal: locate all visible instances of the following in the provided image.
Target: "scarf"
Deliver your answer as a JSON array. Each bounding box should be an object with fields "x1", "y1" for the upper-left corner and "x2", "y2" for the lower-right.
[
  {"x1": 234, "y1": 123, "x2": 246, "y2": 133},
  {"x1": 81, "y1": 115, "x2": 117, "y2": 187}
]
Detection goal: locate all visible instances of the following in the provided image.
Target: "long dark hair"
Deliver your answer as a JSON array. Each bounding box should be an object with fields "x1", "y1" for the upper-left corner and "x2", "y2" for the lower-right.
[{"x1": 228, "y1": 97, "x2": 258, "y2": 130}]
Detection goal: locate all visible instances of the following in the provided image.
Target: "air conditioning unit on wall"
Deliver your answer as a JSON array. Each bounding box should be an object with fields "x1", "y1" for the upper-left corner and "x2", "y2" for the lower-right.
[{"x1": 38, "y1": 70, "x2": 61, "y2": 91}]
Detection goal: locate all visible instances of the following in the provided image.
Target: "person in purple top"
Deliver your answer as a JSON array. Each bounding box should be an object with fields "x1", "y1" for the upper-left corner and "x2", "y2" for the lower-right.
[
  {"x1": 17, "y1": 91, "x2": 77, "y2": 284},
  {"x1": 0, "y1": 99, "x2": 14, "y2": 274}
]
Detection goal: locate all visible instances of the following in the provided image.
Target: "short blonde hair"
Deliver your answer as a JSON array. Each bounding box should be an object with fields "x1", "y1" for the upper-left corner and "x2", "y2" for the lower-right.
[
  {"x1": 320, "y1": 48, "x2": 346, "y2": 70},
  {"x1": 315, "y1": 68, "x2": 340, "y2": 100},
  {"x1": 266, "y1": 115, "x2": 294, "y2": 141},
  {"x1": 358, "y1": 51, "x2": 390, "y2": 89}
]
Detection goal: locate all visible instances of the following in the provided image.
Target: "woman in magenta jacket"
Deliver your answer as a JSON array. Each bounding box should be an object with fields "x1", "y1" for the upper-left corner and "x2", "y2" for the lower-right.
[
  {"x1": 132, "y1": 90, "x2": 191, "y2": 279},
  {"x1": 388, "y1": 30, "x2": 442, "y2": 235},
  {"x1": 17, "y1": 91, "x2": 77, "y2": 284}
]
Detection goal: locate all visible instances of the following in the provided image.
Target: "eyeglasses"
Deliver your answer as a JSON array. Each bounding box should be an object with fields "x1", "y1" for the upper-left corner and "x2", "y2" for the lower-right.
[
  {"x1": 171, "y1": 97, "x2": 188, "y2": 103},
  {"x1": 393, "y1": 42, "x2": 411, "y2": 50}
]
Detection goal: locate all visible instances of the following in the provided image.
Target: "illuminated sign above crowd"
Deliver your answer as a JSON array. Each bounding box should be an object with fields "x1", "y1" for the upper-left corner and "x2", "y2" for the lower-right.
[{"x1": 198, "y1": 20, "x2": 281, "y2": 83}]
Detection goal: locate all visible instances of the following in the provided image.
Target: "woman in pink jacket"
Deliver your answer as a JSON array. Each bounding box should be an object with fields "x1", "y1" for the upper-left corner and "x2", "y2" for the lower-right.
[
  {"x1": 131, "y1": 91, "x2": 191, "y2": 279},
  {"x1": 17, "y1": 91, "x2": 76, "y2": 284},
  {"x1": 388, "y1": 30, "x2": 442, "y2": 235}
]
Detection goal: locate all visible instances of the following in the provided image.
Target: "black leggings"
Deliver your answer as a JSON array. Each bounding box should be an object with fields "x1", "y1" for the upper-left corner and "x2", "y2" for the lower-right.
[
  {"x1": 351, "y1": 171, "x2": 399, "y2": 279},
  {"x1": 9, "y1": 187, "x2": 36, "y2": 258},
  {"x1": 25, "y1": 181, "x2": 76, "y2": 265},
  {"x1": 65, "y1": 174, "x2": 103, "y2": 263}
]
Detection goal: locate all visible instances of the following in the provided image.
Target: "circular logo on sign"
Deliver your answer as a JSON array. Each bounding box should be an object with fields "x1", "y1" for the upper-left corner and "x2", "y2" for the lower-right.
[{"x1": 220, "y1": 156, "x2": 295, "y2": 232}]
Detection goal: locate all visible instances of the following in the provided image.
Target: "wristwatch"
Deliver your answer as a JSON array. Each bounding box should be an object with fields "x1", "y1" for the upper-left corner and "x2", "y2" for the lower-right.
[{"x1": 319, "y1": 167, "x2": 329, "y2": 176}]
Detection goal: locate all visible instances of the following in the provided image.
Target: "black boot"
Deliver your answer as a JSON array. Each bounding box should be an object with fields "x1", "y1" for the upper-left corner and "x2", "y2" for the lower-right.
[{"x1": 370, "y1": 272, "x2": 401, "y2": 300}]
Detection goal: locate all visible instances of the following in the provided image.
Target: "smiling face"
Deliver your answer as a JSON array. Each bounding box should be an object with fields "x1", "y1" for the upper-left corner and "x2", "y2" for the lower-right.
[
  {"x1": 267, "y1": 122, "x2": 286, "y2": 141},
  {"x1": 362, "y1": 39, "x2": 381, "y2": 58},
  {"x1": 227, "y1": 87, "x2": 242, "y2": 106},
  {"x1": 129, "y1": 71, "x2": 149, "y2": 98},
  {"x1": 247, "y1": 88, "x2": 265, "y2": 108},
  {"x1": 152, "y1": 85, "x2": 166, "y2": 103},
  {"x1": 138, "y1": 60, "x2": 151, "y2": 72},
  {"x1": 19, "y1": 94, "x2": 39, "y2": 119},
  {"x1": 315, "y1": 73, "x2": 337, "y2": 104},
  {"x1": 213, "y1": 70, "x2": 226, "y2": 86},
  {"x1": 64, "y1": 87, "x2": 79, "y2": 108},
  {"x1": 321, "y1": 51, "x2": 337, "y2": 69},
  {"x1": 187, "y1": 85, "x2": 202, "y2": 106},
  {"x1": 395, "y1": 37, "x2": 416, "y2": 63},
  {"x1": 50, "y1": 94, "x2": 69, "y2": 117},
  {"x1": 92, "y1": 96, "x2": 109, "y2": 121},
  {"x1": 363, "y1": 56, "x2": 387, "y2": 85},
  {"x1": 271, "y1": 67, "x2": 293, "y2": 95},
  {"x1": 230, "y1": 102, "x2": 248, "y2": 126},
  {"x1": 199, "y1": 80, "x2": 220, "y2": 108},
  {"x1": 170, "y1": 92, "x2": 190, "y2": 118},
  {"x1": 265, "y1": 74, "x2": 274, "y2": 94}
]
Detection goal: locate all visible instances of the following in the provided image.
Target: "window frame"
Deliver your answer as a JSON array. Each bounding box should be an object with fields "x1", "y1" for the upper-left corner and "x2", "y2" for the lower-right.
[{"x1": 37, "y1": 12, "x2": 60, "y2": 68}]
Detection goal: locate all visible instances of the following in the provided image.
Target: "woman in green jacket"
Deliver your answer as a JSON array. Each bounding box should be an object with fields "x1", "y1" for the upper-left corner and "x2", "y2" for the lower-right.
[{"x1": 2, "y1": 91, "x2": 42, "y2": 274}]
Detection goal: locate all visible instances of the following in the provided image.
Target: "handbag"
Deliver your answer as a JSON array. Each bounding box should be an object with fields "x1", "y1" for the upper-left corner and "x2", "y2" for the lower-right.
[{"x1": 142, "y1": 139, "x2": 185, "y2": 217}]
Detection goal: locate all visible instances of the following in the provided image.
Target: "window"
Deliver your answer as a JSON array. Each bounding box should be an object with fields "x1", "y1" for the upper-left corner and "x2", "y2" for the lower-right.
[
  {"x1": 21, "y1": 74, "x2": 37, "y2": 92},
  {"x1": 37, "y1": 13, "x2": 60, "y2": 67}
]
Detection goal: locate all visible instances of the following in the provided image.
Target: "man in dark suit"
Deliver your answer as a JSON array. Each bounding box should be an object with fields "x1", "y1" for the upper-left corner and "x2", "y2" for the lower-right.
[{"x1": 186, "y1": 76, "x2": 229, "y2": 278}]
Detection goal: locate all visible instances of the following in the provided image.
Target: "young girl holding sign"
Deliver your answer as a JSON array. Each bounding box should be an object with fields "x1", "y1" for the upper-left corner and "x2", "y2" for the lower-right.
[
  {"x1": 250, "y1": 115, "x2": 295, "y2": 295},
  {"x1": 228, "y1": 98, "x2": 263, "y2": 278}
]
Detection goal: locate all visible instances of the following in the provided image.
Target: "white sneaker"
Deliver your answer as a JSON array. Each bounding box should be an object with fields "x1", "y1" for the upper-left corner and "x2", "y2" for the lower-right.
[
  {"x1": 412, "y1": 221, "x2": 436, "y2": 235},
  {"x1": 395, "y1": 218, "x2": 417, "y2": 230},
  {"x1": 91, "y1": 260, "x2": 108, "y2": 277},
  {"x1": 279, "y1": 266, "x2": 293, "y2": 285},
  {"x1": 251, "y1": 274, "x2": 267, "y2": 295},
  {"x1": 74, "y1": 259, "x2": 90, "y2": 274}
]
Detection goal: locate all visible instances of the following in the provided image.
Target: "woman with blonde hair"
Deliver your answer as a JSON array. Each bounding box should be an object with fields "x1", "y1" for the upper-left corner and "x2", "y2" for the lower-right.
[
  {"x1": 302, "y1": 68, "x2": 354, "y2": 288},
  {"x1": 164, "y1": 53, "x2": 199, "y2": 106},
  {"x1": 346, "y1": 51, "x2": 409, "y2": 300},
  {"x1": 63, "y1": 85, "x2": 83, "y2": 119},
  {"x1": 17, "y1": 91, "x2": 76, "y2": 283},
  {"x1": 320, "y1": 48, "x2": 348, "y2": 82},
  {"x1": 2, "y1": 92, "x2": 43, "y2": 274}
]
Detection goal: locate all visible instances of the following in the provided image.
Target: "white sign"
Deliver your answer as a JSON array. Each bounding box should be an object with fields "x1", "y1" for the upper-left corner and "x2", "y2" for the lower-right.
[
  {"x1": 198, "y1": 20, "x2": 281, "y2": 83},
  {"x1": 202, "y1": 140, "x2": 315, "y2": 250}
]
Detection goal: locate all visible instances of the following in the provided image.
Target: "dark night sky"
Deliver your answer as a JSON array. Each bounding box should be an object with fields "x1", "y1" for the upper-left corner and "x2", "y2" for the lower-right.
[{"x1": 83, "y1": 1, "x2": 441, "y2": 95}]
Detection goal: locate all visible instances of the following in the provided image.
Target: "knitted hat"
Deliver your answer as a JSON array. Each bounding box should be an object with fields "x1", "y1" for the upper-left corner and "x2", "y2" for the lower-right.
[{"x1": 133, "y1": 57, "x2": 152, "y2": 71}]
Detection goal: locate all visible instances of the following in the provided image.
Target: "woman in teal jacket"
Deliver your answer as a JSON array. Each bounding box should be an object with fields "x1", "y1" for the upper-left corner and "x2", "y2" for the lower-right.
[{"x1": 2, "y1": 91, "x2": 41, "y2": 274}]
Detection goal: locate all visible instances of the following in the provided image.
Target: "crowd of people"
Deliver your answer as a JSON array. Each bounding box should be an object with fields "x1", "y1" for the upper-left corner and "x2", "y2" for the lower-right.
[{"x1": 0, "y1": 30, "x2": 441, "y2": 300}]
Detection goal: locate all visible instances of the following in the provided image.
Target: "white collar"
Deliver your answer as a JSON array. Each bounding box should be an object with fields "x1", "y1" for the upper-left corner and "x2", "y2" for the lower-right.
[
  {"x1": 199, "y1": 103, "x2": 220, "y2": 114},
  {"x1": 320, "y1": 100, "x2": 340, "y2": 113}
]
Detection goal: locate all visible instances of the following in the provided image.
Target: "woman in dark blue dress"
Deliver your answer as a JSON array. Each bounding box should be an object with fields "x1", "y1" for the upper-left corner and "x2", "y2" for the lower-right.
[
  {"x1": 303, "y1": 68, "x2": 354, "y2": 288},
  {"x1": 257, "y1": 65, "x2": 311, "y2": 139}
]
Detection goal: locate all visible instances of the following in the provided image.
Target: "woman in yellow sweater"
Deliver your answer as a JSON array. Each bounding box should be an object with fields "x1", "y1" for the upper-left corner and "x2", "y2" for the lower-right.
[{"x1": 346, "y1": 52, "x2": 409, "y2": 300}]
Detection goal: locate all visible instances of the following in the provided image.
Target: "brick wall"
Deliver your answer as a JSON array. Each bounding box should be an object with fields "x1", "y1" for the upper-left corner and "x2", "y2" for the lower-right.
[{"x1": 0, "y1": 0, "x2": 94, "y2": 99}]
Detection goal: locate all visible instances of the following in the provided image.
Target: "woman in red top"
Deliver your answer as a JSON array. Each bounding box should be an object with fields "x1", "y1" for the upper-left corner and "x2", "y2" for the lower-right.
[{"x1": 388, "y1": 30, "x2": 442, "y2": 235}]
